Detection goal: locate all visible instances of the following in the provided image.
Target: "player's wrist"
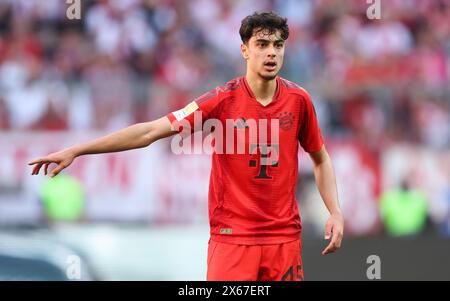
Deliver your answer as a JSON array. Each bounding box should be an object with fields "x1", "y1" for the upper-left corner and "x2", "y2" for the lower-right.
[
  {"x1": 66, "y1": 145, "x2": 82, "y2": 158},
  {"x1": 330, "y1": 210, "x2": 343, "y2": 219}
]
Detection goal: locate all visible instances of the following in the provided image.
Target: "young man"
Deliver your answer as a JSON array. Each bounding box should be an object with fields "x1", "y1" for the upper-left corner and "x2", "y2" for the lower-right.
[{"x1": 29, "y1": 12, "x2": 343, "y2": 281}]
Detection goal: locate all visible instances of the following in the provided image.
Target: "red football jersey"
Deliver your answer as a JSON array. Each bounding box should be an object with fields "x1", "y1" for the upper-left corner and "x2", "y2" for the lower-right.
[{"x1": 166, "y1": 76, "x2": 324, "y2": 245}]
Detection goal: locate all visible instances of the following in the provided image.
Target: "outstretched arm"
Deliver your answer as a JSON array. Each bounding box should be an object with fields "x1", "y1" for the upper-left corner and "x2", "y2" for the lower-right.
[
  {"x1": 28, "y1": 116, "x2": 176, "y2": 177},
  {"x1": 308, "y1": 145, "x2": 344, "y2": 255}
]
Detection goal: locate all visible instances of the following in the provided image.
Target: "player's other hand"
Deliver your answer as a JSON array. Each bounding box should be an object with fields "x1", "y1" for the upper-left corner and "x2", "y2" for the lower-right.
[
  {"x1": 28, "y1": 149, "x2": 76, "y2": 178},
  {"x1": 322, "y1": 212, "x2": 344, "y2": 255}
]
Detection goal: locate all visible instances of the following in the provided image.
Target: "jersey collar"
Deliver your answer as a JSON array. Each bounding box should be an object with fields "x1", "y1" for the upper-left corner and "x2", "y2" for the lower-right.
[{"x1": 242, "y1": 76, "x2": 282, "y2": 107}]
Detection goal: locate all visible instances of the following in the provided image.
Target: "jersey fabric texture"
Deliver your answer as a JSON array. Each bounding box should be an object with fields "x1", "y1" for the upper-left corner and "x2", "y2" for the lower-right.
[{"x1": 166, "y1": 76, "x2": 324, "y2": 245}]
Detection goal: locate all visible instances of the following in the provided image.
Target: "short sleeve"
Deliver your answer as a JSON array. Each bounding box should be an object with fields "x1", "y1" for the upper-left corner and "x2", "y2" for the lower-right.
[
  {"x1": 298, "y1": 90, "x2": 324, "y2": 153},
  {"x1": 166, "y1": 88, "x2": 222, "y2": 133}
]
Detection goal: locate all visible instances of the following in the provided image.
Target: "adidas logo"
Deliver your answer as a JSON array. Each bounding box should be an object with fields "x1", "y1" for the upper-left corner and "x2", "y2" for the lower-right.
[{"x1": 234, "y1": 118, "x2": 249, "y2": 129}]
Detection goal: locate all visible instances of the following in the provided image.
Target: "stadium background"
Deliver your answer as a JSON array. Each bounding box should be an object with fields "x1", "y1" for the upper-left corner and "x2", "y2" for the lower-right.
[{"x1": 0, "y1": 0, "x2": 449, "y2": 280}]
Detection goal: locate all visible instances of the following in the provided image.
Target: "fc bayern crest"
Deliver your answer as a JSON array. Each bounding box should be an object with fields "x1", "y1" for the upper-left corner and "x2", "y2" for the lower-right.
[{"x1": 277, "y1": 112, "x2": 294, "y2": 131}]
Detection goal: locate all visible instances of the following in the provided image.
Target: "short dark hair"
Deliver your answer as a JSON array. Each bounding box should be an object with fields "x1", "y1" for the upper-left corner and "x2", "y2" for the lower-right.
[{"x1": 239, "y1": 12, "x2": 289, "y2": 44}]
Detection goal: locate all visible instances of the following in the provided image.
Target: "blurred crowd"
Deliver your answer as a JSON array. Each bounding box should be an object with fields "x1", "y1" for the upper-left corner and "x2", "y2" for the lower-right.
[{"x1": 0, "y1": 0, "x2": 449, "y2": 151}]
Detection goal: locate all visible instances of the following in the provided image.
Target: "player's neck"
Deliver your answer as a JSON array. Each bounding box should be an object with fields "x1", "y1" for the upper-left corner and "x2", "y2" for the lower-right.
[{"x1": 245, "y1": 73, "x2": 277, "y2": 106}]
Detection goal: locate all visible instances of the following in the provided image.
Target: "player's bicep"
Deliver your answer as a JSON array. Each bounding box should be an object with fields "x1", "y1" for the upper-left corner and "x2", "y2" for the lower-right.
[
  {"x1": 298, "y1": 92, "x2": 324, "y2": 153},
  {"x1": 308, "y1": 144, "x2": 327, "y2": 165},
  {"x1": 166, "y1": 89, "x2": 222, "y2": 134},
  {"x1": 146, "y1": 116, "x2": 179, "y2": 143}
]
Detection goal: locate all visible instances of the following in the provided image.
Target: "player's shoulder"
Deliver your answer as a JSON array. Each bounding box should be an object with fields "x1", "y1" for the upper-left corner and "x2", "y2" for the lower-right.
[
  {"x1": 212, "y1": 77, "x2": 243, "y2": 95},
  {"x1": 279, "y1": 77, "x2": 311, "y2": 99},
  {"x1": 214, "y1": 77, "x2": 243, "y2": 99},
  {"x1": 221, "y1": 77, "x2": 243, "y2": 92},
  {"x1": 195, "y1": 77, "x2": 242, "y2": 105}
]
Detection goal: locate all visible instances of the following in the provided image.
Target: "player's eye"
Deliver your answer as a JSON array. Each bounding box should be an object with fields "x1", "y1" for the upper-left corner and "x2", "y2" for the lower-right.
[{"x1": 275, "y1": 43, "x2": 284, "y2": 49}]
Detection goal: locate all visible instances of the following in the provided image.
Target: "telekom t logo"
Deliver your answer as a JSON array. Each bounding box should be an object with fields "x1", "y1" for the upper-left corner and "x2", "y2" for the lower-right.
[{"x1": 249, "y1": 144, "x2": 279, "y2": 179}]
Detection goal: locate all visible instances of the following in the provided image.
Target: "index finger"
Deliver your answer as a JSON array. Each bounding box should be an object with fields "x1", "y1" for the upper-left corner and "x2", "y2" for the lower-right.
[
  {"x1": 322, "y1": 231, "x2": 340, "y2": 255},
  {"x1": 322, "y1": 241, "x2": 337, "y2": 255},
  {"x1": 28, "y1": 158, "x2": 45, "y2": 165}
]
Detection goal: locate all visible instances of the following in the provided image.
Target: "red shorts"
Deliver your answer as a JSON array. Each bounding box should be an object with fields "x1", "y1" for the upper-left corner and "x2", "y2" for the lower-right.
[{"x1": 206, "y1": 239, "x2": 304, "y2": 281}]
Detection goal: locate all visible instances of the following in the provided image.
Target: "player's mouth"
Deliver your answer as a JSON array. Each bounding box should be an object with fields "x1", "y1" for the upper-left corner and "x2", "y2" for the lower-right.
[{"x1": 263, "y1": 61, "x2": 277, "y2": 71}]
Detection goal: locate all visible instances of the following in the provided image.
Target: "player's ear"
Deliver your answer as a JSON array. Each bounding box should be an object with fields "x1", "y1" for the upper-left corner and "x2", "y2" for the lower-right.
[{"x1": 240, "y1": 43, "x2": 249, "y2": 60}]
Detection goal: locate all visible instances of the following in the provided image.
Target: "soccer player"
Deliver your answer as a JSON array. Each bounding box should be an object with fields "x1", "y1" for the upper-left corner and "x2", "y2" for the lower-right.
[{"x1": 28, "y1": 12, "x2": 343, "y2": 281}]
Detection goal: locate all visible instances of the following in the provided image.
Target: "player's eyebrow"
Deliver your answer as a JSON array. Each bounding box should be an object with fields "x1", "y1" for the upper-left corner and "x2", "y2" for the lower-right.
[{"x1": 255, "y1": 38, "x2": 284, "y2": 44}]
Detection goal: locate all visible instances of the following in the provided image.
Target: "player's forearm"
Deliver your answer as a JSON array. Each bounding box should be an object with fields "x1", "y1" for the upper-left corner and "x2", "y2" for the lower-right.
[
  {"x1": 312, "y1": 155, "x2": 342, "y2": 216},
  {"x1": 28, "y1": 118, "x2": 175, "y2": 177},
  {"x1": 69, "y1": 122, "x2": 154, "y2": 157}
]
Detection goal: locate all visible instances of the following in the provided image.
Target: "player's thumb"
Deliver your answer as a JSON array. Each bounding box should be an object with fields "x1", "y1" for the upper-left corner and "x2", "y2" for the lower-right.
[
  {"x1": 50, "y1": 164, "x2": 65, "y2": 178},
  {"x1": 324, "y1": 222, "x2": 332, "y2": 240}
]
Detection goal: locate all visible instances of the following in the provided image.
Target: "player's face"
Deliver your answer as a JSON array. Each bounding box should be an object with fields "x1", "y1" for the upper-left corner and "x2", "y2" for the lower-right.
[{"x1": 241, "y1": 29, "x2": 285, "y2": 81}]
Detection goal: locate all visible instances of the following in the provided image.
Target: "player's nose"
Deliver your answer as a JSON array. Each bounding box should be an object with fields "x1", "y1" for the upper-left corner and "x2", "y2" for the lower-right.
[{"x1": 267, "y1": 45, "x2": 276, "y2": 57}]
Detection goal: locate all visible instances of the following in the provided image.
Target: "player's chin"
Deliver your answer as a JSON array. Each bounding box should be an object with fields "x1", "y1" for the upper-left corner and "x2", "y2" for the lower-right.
[{"x1": 259, "y1": 70, "x2": 278, "y2": 81}]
